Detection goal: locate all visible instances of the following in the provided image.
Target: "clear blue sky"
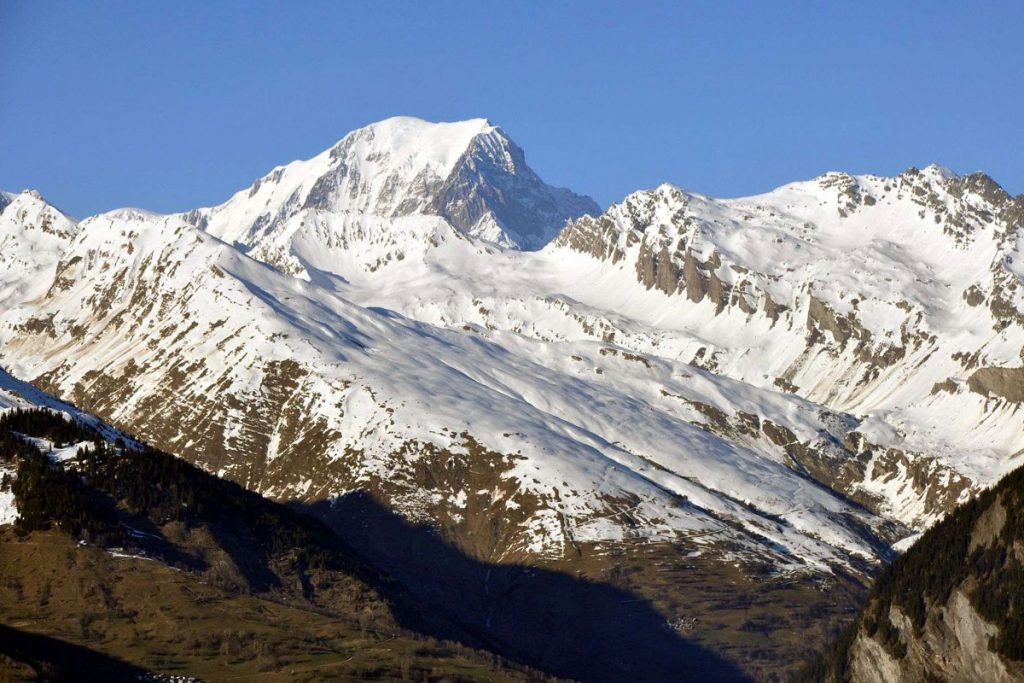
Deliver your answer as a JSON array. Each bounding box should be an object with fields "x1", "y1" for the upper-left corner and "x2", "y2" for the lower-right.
[{"x1": 2, "y1": 1, "x2": 1021, "y2": 218}]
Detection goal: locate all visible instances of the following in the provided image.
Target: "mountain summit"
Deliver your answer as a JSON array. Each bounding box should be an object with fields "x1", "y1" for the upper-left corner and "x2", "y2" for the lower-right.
[{"x1": 182, "y1": 117, "x2": 599, "y2": 277}]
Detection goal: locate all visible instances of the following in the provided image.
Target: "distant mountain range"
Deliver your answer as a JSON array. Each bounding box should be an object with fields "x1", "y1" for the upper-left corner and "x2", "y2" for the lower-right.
[{"x1": 2, "y1": 116, "x2": 1022, "y2": 681}]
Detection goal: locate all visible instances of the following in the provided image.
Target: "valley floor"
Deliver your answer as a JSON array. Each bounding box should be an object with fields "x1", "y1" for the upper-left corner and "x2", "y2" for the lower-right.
[
  {"x1": 0, "y1": 529, "x2": 542, "y2": 682},
  {"x1": 0, "y1": 528, "x2": 868, "y2": 682},
  {"x1": 552, "y1": 542, "x2": 868, "y2": 681}
]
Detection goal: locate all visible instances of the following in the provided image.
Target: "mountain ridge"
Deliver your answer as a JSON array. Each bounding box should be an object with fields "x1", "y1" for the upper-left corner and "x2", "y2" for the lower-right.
[
  {"x1": 2, "y1": 116, "x2": 1023, "y2": 680},
  {"x1": 3, "y1": 118, "x2": 1021, "y2": 559}
]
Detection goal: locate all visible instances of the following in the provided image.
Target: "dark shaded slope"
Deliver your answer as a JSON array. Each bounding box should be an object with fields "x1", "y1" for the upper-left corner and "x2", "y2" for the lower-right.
[
  {"x1": 311, "y1": 492, "x2": 751, "y2": 683},
  {"x1": 0, "y1": 407, "x2": 747, "y2": 682},
  {"x1": 799, "y1": 464, "x2": 1024, "y2": 682},
  {"x1": 0, "y1": 624, "x2": 151, "y2": 683},
  {"x1": 0, "y1": 409, "x2": 546, "y2": 681}
]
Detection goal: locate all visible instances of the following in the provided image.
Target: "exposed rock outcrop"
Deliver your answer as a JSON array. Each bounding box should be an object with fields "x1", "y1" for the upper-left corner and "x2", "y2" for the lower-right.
[{"x1": 801, "y1": 465, "x2": 1024, "y2": 682}]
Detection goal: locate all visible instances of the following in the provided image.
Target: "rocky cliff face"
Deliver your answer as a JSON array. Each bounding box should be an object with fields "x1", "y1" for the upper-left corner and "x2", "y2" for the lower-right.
[
  {"x1": 801, "y1": 464, "x2": 1024, "y2": 682},
  {"x1": 429, "y1": 128, "x2": 599, "y2": 248}
]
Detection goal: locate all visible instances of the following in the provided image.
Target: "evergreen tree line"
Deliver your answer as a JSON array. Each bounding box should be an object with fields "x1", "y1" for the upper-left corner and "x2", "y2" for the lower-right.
[
  {"x1": 4, "y1": 448, "x2": 123, "y2": 544},
  {"x1": 796, "y1": 463, "x2": 1024, "y2": 679},
  {"x1": 0, "y1": 408, "x2": 97, "y2": 449},
  {"x1": 2, "y1": 408, "x2": 370, "y2": 583}
]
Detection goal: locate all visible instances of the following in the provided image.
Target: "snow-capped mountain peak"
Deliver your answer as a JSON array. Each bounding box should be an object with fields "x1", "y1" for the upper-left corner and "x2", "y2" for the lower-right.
[
  {"x1": 919, "y1": 162, "x2": 958, "y2": 181},
  {"x1": 181, "y1": 117, "x2": 599, "y2": 278},
  {"x1": 0, "y1": 189, "x2": 79, "y2": 310},
  {"x1": 2, "y1": 118, "x2": 1021, "y2": 585},
  {"x1": 335, "y1": 115, "x2": 498, "y2": 176}
]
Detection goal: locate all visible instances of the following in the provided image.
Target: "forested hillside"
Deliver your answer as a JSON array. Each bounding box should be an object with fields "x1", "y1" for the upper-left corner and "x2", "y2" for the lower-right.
[
  {"x1": 800, "y1": 463, "x2": 1024, "y2": 681},
  {"x1": 0, "y1": 407, "x2": 561, "y2": 682}
]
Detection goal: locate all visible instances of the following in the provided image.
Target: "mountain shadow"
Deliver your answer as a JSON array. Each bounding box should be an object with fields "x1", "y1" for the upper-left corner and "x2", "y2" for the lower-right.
[
  {"x1": 1, "y1": 406, "x2": 748, "y2": 681},
  {"x1": 0, "y1": 624, "x2": 152, "y2": 682},
  {"x1": 305, "y1": 491, "x2": 752, "y2": 683}
]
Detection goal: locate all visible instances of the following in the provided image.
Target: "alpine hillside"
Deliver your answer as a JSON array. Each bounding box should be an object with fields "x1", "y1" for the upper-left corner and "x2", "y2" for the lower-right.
[
  {"x1": 1, "y1": 116, "x2": 1022, "y2": 680},
  {"x1": 0, "y1": 368, "x2": 605, "y2": 682}
]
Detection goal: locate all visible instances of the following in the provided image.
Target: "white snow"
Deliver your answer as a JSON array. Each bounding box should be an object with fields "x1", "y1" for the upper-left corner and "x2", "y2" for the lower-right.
[
  {"x1": 892, "y1": 533, "x2": 922, "y2": 553},
  {"x1": 20, "y1": 436, "x2": 94, "y2": 464},
  {"x1": 0, "y1": 204, "x2": 895, "y2": 570},
  {"x1": 0, "y1": 190, "x2": 79, "y2": 310},
  {"x1": 191, "y1": 116, "x2": 497, "y2": 249},
  {"x1": 0, "y1": 467, "x2": 17, "y2": 526}
]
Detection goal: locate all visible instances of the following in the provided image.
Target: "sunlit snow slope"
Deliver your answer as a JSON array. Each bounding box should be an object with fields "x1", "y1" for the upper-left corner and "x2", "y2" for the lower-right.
[{"x1": 295, "y1": 161, "x2": 1024, "y2": 528}]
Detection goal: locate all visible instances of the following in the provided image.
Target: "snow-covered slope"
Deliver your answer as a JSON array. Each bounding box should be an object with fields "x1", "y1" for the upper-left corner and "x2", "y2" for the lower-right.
[
  {"x1": 1, "y1": 118, "x2": 1020, "y2": 580},
  {"x1": 547, "y1": 168, "x2": 1024, "y2": 461},
  {"x1": 300, "y1": 162, "x2": 1024, "y2": 528},
  {"x1": 0, "y1": 365, "x2": 133, "y2": 526},
  {"x1": 0, "y1": 199, "x2": 912, "y2": 571},
  {"x1": 0, "y1": 190, "x2": 79, "y2": 310}
]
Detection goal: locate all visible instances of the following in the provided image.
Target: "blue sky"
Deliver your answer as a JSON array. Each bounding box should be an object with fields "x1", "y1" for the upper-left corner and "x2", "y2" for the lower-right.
[{"x1": 1, "y1": 1, "x2": 1021, "y2": 217}]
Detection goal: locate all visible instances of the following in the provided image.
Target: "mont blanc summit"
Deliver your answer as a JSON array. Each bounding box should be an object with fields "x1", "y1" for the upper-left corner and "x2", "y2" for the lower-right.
[{"x1": 183, "y1": 117, "x2": 600, "y2": 274}]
